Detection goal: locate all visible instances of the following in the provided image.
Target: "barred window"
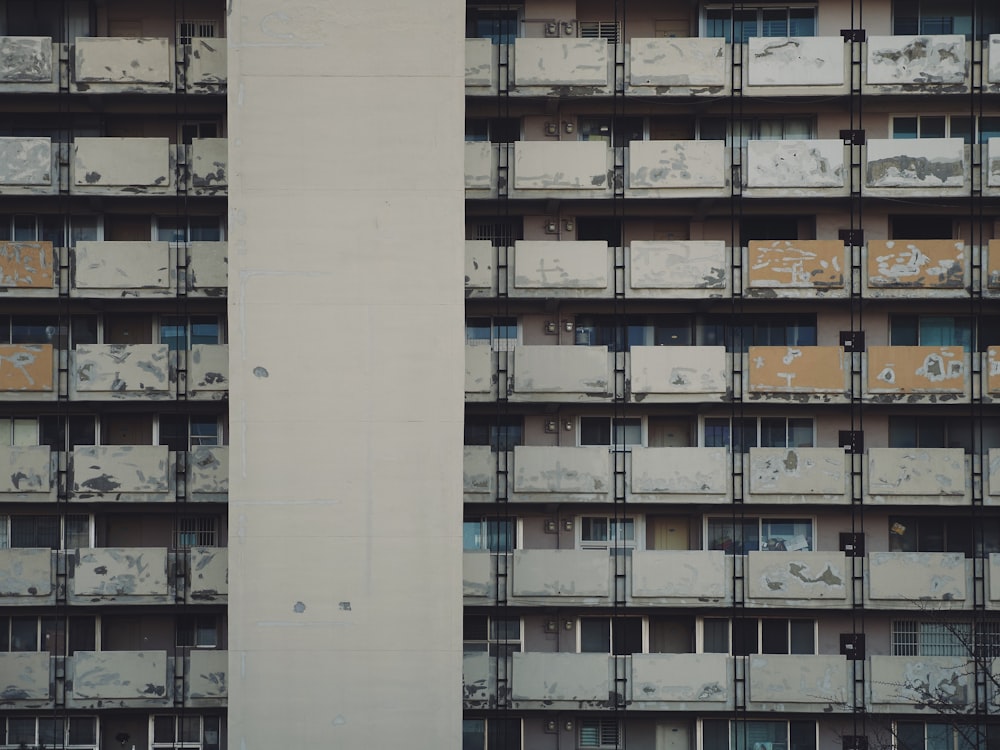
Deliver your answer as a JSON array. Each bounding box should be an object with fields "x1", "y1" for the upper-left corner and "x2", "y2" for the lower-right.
[{"x1": 176, "y1": 517, "x2": 218, "y2": 548}]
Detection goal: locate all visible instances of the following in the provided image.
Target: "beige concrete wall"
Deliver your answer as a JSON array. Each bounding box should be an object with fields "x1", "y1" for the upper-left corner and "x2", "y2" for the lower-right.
[{"x1": 227, "y1": 1, "x2": 464, "y2": 747}]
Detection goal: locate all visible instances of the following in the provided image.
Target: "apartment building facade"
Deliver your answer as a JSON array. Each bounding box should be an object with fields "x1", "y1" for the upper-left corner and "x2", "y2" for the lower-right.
[{"x1": 464, "y1": 1, "x2": 1000, "y2": 749}]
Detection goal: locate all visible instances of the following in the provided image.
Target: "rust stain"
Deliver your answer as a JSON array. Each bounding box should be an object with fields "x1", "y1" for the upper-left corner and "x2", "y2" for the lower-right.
[
  {"x1": 868, "y1": 239, "x2": 965, "y2": 288},
  {"x1": 0, "y1": 344, "x2": 54, "y2": 391},
  {"x1": 748, "y1": 240, "x2": 844, "y2": 288},
  {"x1": 868, "y1": 345, "x2": 966, "y2": 393},
  {"x1": 0, "y1": 241, "x2": 54, "y2": 288},
  {"x1": 747, "y1": 346, "x2": 845, "y2": 392}
]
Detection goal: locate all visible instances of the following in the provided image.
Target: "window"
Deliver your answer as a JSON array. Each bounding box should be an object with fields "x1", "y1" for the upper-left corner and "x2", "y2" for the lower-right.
[
  {"x1": 0, "y1": 615, "x2": 94, "y2": 654},
  {"x1": 152, "y1": 715, "x2": 222, "y2": 750},
  {"x1": 177, "y1": 19, "x2": 218, "y2": 44},
  {"x1": 156, "y1": 216, "x2": 224, "y2": 244},
  {"x1": 466, "y1": 6, "x2": 520, "y2": 44},
  {"x1": 580, "y1": 719, "x2": 621, "y2": 748},
  {"x1": 462, "y1": 718, "x2": 521, "y2": 750},
  {"x1": 890, "y1": 315, "x2": 973, "y2": 350},
  {"x1": 580, "y1": 417, "x2": 642, "y2": 448},
  {"x1": 575, "y1": 216, "x2": 623, "y2": 244},
  {"x1": 888, "y1": 516, "x2": 1000, "y2": 556},
  {"x1": 579, "y1": 116, "x2": 644, "y2": 146},
  {"x1": 463, "y1": 615, "x2": 522, "y2": 656},
  {"x1": 472, "y1": 218, "x2": 522, "y2": 247},
  {"x1": 703, "y1": 417, "x2": 814, "y2": 450},
  {"x1": 701, "y1": 314, "x2": 816, "y2": 352},
  {"x1": 700, "y1": 117, "x2": 814, "y2": 146},
  {"x1": 580, "y1": 516, "x2": 637, "y2": 551},
  {"x1": 159, "y1": 415, "x2": 221, "y2": 451},
  {"x1": 160, "y1": 316, "x2": 222, "y2": 351},
  {"x1": 704, "y1": 6, "x2": 816, "y2": 42},
  {"x1": 579, "y1": 21, "x2": 620, "y2": 42},
  {"x1": 181, "y1": 121, "x2": 220, "y2": 144},
  {"x1": 888, "y1": 416, "x2": 982, "y2": 451},
  {"x1": 465, "y1": 118, "x2": 520, "y2": 143},
  {"x1": 580, "y1": 617, "x2": 643, "y2": 654},
  {"x1": 177, "y1": 615, "x2": 220, "y2": 648},
  {"x1": 892, "y1": 115, "x2": 1000, "y2": 144},
  {"x1": 575, "y1": 315, "x2": 694, "y2": 350},
  {"x1": 895, "y1": 723, "x2": 989, "y2": 750},
  {"x1": 0, "y1": 514, "x2": 90, "y2": 549},
  {"x1": 175, "y1": 517, "x2": 219, "y2": 548},
  {"x1": 464, "y1": 415, "x2": 523, "y2": 451},
  {"x1": 0, "y1": 213, "x2": 65, "y2": 245},
  {"x1": 703, "y1": 719, "x2": 817, "y2": 750},
  {"x1": 466, "y1": 317, "x2": 517, "y2": 351},
  {"x1": 39, "y1": 414, "x2": 97, "y2": 451},
  {"x1": 0, "y1": 417, "x2": 38, "y2": 446},
  {"x1": 707, "y1": 517, "x2": 813, "y2": 553},
  {"x1": 892, "y1": 1, "x2": 1000, "y2": 39},
  {"x1": 1, "y1": 716, "x2": 97, "y2": 749},
  {"x1": 703, "y1": 617, "x2": 815, "y2": 655},
  {"x1": 463, "y1": 518, "x2": 515, "y2": 552}
]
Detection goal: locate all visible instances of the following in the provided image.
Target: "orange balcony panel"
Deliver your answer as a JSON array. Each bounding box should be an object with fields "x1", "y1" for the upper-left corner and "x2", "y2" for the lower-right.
[
  {"x1": 748, "y1": 240, "x2": 844, "y2": 288},
  {"x1": 0, "y1": 344, "x2": 53, "y2": 391},
  {"x1": 0, "y1": 241, "x2": 53, "y2": 288},
  {"x1": 988, "y1": 348, "x2": 1000, "y2": 394},
  {"x1": 988, "y1": 240, "x2": 1000, "y2": 289},
  {"x1": 868, "y1": 346, "x2": 966, "y2": 393},
  {"x1": 748, "y1": 346, "x2": 846, "y2": 393},
  {"x1": 868, "y1": 239, "x2": 965, "y2": 288}
]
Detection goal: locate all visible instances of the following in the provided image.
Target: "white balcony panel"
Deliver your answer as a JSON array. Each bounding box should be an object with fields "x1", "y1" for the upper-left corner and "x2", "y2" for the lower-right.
[
  {"x1": 747, "y1": 551, "x2": 848, "y2": 600},
  {"x1": 74, "y1": 37, "x2": 171, "y2": 86},
  {"x1": 189, "y1": 344, "x2": 229, "y2": 396},
  {"x1": 72, "y1": 344, "x2": 172, "y2": 398},
  {"x1": 869, "y1": 552, "x2": 966, "y2": 602},
  {"x1": 189, "y1": 138, "x2": 227, "y2": 193},
  {"x1": 866, "y1": 138, "x2": 965, "y2": 188},
  {"x1": 463, "y1": 446, "x2": 494, "y2": 495},
  {"x1": 989, "y1": 449, "x2": 1000, "y2": 499},
  {"x1": 72, "y1": 548, "x2": 170, "y2": 599},
  {"x1": 629, "y1": 140, "x2": 725, "y2": 188},
  {"x1": 631, "y1": 550, "x2": 726, "y2": 599},
  {"x1": 187, "y1": 242, "x2": 228, "y2": 293},
  {"x1": 747, "y1": 37, "x2": 845, "y2": 86},
  {"x1": 187, "y1": 446, "x2": 228, "y2": 498},
  {"x1": 73, "y1": 241, "x2": 171, "y2": 292},
  {"x1": 870, "y1": 655, "x2": 972, "y2": 708},
  {"x1": 189, "y1": 547, "x2": 228, "y2": 602},
  {"x1": 629, "y1": 447, "x2": 728, "y2": 497},
  {"x1": 464, "y1": 142, "x2": 492, "y2": 189},
  {"x1": 991, "y1": 36, "x2": 1000, "y2": 83},
  {"x1": 70, "y1": 651, "x2": 168, "y2": 700},
  {"x1": 185, "y1": 38, "x2": 227, "y2": 93},
  {"x1": 629, "y1": 38, "x2": 726, "y2": 87},
  {"x1": 0, "y1": 652, "x2": 51, "y2": 700},
  {"x1": 0, "y1": 37, "x2": 54, "y2": 83},
  {"x1": 630, "y1": 346, "x2": 727, "y2": 396},
  {"x1": 511, "y1": 346, "x2": 609, "y2": 396},
  {"x1": 73, "y1": 138, "x2": 171, "y2": 188},
  {"x1": 868, "y1": 448, "x2": 966, "y2": 498},
  {"x1": 513, "y1": 241, "x2": 608, "y2": 290},
  {"x1": 511, "y1": 653, "x2": 609, "y2": 702},
  {"x1": 463, "y1": 651, "x2": 490, "y2": 703},
  {"x1": 0, "y1": 137, "x2": 51, "y2": 186},
  {"x1": 0, "y1": 549, "x2": 52, "y2": 596},
  {"x1": 990, "y1": 554, "x2": 1000, "y2": 600},
  {"x1": 513, "y1": 446, "x2": 608, "y2": 496},
  {"x1": 513, "y1": 38, "x2": 608, "y2": 86},
  {"x1": 72, "y1": 446, "x2": 170, "y2": 499},
  {"x1": 989, "y1": 138, "x2": 1000, "y2": 187},
  {"x1": 187, "y1": 650, "x2": 227, "y2": 699},
  {"x1": 464, "y1": 346, "x2": 494, "y2": 394},
  {"x1": 749, "y1": 448, "x2": 846, "y2": 496},
  {"x1": 465, "y1": 38, "x2": 493, "y2": 86},
  {"x1": 513, "y1": 141, "x2": 609, "y2": 190},
  {"x1": 0, "y1": 446, "x2": 52, "y2": 494},
  {"x1": 746, "y1": 140, "x2": 844, "y2": 188},
  {"x1": 465, "y1": 240, "x2": 493, "y2": 290},
  {"x1": 631, "y1": 654, "x2": 729, "y2": 703},
  {"x1": 628, "y1": 241, "x2": 726, "y2": 291},
  {"x1": 463, "y1": 552, "x2": 492, "y2": 598},
  {"x1": 512, "y1": 549, "x2": 610, "y2": 597},
  {"x1": 866, "y1": 35, "x2": 966, "y2": 85},
  {"x1": 749, "y1": 655, "x2": 849, "y2": 705}
]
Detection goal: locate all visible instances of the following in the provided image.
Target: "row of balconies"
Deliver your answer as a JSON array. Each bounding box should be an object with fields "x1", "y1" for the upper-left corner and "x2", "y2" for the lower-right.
[
  {"x1": 0, "y1": 445, "x2": 227, "y2": 502},
  {"x1": 464, "y1": 446, "x2": 1000, "y2": 505},
  {"x1": 0, "y1": 546, "x2": 226, "y2": 605},
  {"x1": 0, "y1": 649, "x2": 226, "y2": 709},
  {"x1": 466, "y1": 346, "x2": 996, "y2": 404},
  {"x1": 467, "y1": 140, "x2": 1000, "y2": 199},
  {"x1": 467, "y1": 240, "x2": 999, "y2": 300},
  {"x1": 0, "y1": 36, "x2": 225, "y2": 93},
  {"x1": 0, "y1": 138, "x2": 226, "y2": 196},
  {"x1": 467, "y1": 35, "x2": 1000, "y2": 96},
  {"x1": 463, "y1": 549, "x2": 994, "y2": 609},
  {"x1": 0, "y1": 343, "x2": 227, "y2": 401},
  {"x1": 0, "y1": 240, "x2": 226, "y2": 298},
  {"x1": 464, "y1": 651, "x2": 989, "y2": 713}
]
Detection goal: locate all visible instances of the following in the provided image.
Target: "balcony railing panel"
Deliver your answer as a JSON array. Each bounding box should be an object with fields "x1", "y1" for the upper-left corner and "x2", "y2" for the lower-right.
[
  {"x1": 512, "y1": 446, "x2": 609, "y2": 500},
  {"x1": 747, "y1": 551, "x2": 849, "y2": 601},
  {"x1": 745, "y1": 140, "x2": 845, "y2": 188},
  {"x1": 0, "y1": 652, "x2": 51, "y2": 701},
  {"x1": 188, "y1": 138, "x2": 228, "y2": 195},
  {"x1": 989, "y1": 449, "x2": 1000, "y2": 500},
  {"x1": 512, "y1": 38, "x2": 609, "y2": 87},
  {"x1": 747, "y1": 37, "x2": 845, "y2": 87},
  {"x1": 990, "y1": 554, "x2": 1000, "y2": 600},
  {"x1": 865, "y1": 138, "x2": 966, "y2": 189},
  {"x1": 72, "y1": 137, "x2": 175, "y2": 193},
  {"x1": 866, "y1": 35, "x2": 966, "y2": 86},
  {"x1": 867, "y1": 239, "x2": 966, "y2": 290},
  {"x1": 748, "y1": 447, "x2": 847, "y2": 499},
  {"x1": 188, "y1": 344, "x2": 229, "y2": 398},
  {"x1": 513, "y1": 141, "x2": 609, "y2": 191},
  {"x1": 628, "y1": 240, "x2": 727, "y2": 295},
  {"x1": 748, "y1": 654, "x2": 849, "y2": 707},
  {"x1": 465, "y1": 38, "x2": 494, "y2": 87},
  {"x1": 0, "y1": 445, "x2": 52, "y2": 496},
  {"x1": 629, "y1": 38, "x2": 727, "y2": 89},
  {"x1": 989, "y1": 240, "x2": 1000, "y2": 289},
  {"x1": 747, "y1": 240, "x2": 845, "y2": 291},
  {"x1": 0, "y1": 241, "x2": 54, "y2": 289},
  {"x1": 69, "y1": 651, "x2": 169, "y2": 702},
  {"x1": 185, "y1": 38, "x2": 227, "y2": 93},
  {"x1": 71, "y1": 445, "x2": 172, "y2": 500},
  {"x1": 465, "y1": 240, "x2": 494, "y2": 293},
  {"x1": 510, "y1": 345, "x2": 610, "y2": 399},
  {"x1": 186, "y1": 650, "x2": 227, "y2": 700},
  {"x1": 73, "y1": 37, "x2": 172, "y2": 90},
  {"x1": 512, "y1": 240, "x2": 609, "y2": 293},
  {"x1": 463, "y1": 445, "x2": 494, "y2": 496},
  {"x1": 747, "y1": 346, "x2": 847, "y2": 394},
  {"x1": 71, "y1": 547, "x2": 170, "y2": 600},
  {"x1": 991, "y1": 141, "x2": 1000, "y2": 188},
  {"x1": 0, "y1": 36, "x2": 55, "y2": 86},
  {"x1": 188, "y1": 547, "x2": 228, "y2": 603},
  {"x1": 631, "y1": 550, "x2": 726, "y2": 600},
  {"x1": 71, "y1": 344, "x2": 173, "y2": 398},
  {"x1": 0, "y1": 137, "x2": 53, "y2": 189},
  {"x1": 188, "y1": 446, "x2": 228, "y2": 500},
  {"x1": 463, "y1": 552, "x2": 493, "y2": 598},
  {"x1": 628, "y1": 140, "x2": 726, "y2": 189},
  {"x1": 870, "y1": 655, "x2": 972, "y2": 709},
  {"x1": 512, "y1": 549, "x2": 610, "y2": 598},
  {"x1": 991, "y1": 36, "x2": 1000, "y2": 84},
  {"x1": 464, "y1": 142, "x2": 493, "y2": 190},
  {"x1": 511, "y1": 652, "x2": 610, "y2": 703},
  {"x1": 630, "y1": 346, "x2": 727, "y2": 398},
  {"x1": 187, "y1": 241, "x2": 228, "y2": 294},
  {"x1": 0, "y1": 344, "x2": 54, "y2": 395},
  {"x1": 868, "y1": 448, "x2": 967, "y2": 500},
  {"x1": 868, "y1": 552, "x2": 967, "y2": 603},
  {"x1": 463, "y1": 651, "x2": 492, "y2": 704},
  {"x1": 0, "y1": 548, "x2": 52, "y2": 597},
  {"x1": 73, "y1": 241, "x2": 173, "y2": 295},
  {"x1": 631, "y1": 654, "x2": 729, "y2": 705},
  {"x1": 629, "y1": 447, "x2": 729, "y2": 500},
  {"x1": 866, "y1": 346, "x2": 968, "y2": 396},
  {"x1": 464, "y1": 345, "x2": 494, "y2": 397}
]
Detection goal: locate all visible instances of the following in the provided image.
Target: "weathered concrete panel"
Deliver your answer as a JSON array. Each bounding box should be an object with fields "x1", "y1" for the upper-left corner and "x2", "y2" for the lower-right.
[
  {"x1": 989, "y1": 448, "x2": 1000, "y2": 500},
  {"x1": 631, "y1": 346, "x2": 727, "y2": 395},
  {"x1": 74, "y1": 37, "x2": 171, "y2": 85},
  {"x1": 990, "y1": 554, "x2": 1000, "y2": 600},
  {"x1": 512, "y1": 346, "x2": 609, "y2": 395},
  {"x1": 187, "y1": 241, "x2": 228, "y2": 292},
  {"x1": 464, "y1": 345, "x2": 493, "y2": 394},
  {"x1": 866, "y1": 138, "x2": 965, "y2": 188},
  {"x1": 73, "y1": 548, "x2": 169, "y2": 597},
  {"x1": 0, "y1": 137, "x2": 51, "y2": 185},
  {"x1": 746, "y1": 140, "x2": 844, "y2": 188},
  {"x1": 866, "y1": 35, "x2": 966, "y2": 85},
  {"x1": 0, "y1": 37, "x2": 53, "y2": 82},
  {"x1": 630, "y1": 447, "x2": 728, "y2": 495},
  {"x1": 72, "y1": 445, "x2": 170, "y2": 498},
  {"x1": 989, "y1": 139, "x2": 1000, "y2": 187},
  {"x1": 513, "y1": 446, "x2": 608, "y2": 495},
  {"x1": 991, "y1": 36, "x2": 1000, "y2": 84},
  {"x1": 748, "y1": 346, "x2": 846, "y2": 393},
  {"x1": 868, "y1": 240, "x2": 965, "y2": 288},
  {"x1": 74, "y1": 241, "x2": 170, "y2": 291},
  {"x1": 0, "y1": 652, "x2": 51, "y2": 700},
  {"x1": 464, "y1": 142, "x2": 492, "y2": 189},
  {"x1": 188, "y1": 650, "x2": 227, "y2": 699},
  {"x1": 513, "y1": 141, "x2": 608, "y2": 190},
  {"x1": 629, "y1": 38, "x2": 725, "y2": 87},
  {"x1": 749, "y1": 448, "x2": 846, "y2": 495},
  {"x1": 465, "y1": 38, "x2": 493, "y2": 86},
  {"x1": 70, "y1": 651, "x2": 168, "y2": 700},
  {"x1": 188, "y1": 446, "x2": 228, "y2": 496},
  {"x1": 869, "y1": 552, "x2": 966, "y2": 601},
  {"x1": 631, "y1": 550, "x2": 726, "y2": 599},
  {"x1": 748, "y1": 37, "x2": 845, "y2": 86},
  {"x1": 189, "y1": 138, "x2": 228, "y2": 191},
  {"x1": 186, "y1": 37, "x2": 227, "y2": 93},
  {"x1": 748, "y1": 551, "x2": 847, "y2": 599},
  {"x1": 464, "y1": 445, "x2": 494, "y2": 495},
  {"x1": 463, "y1": 552, "x2": 492, "y2": 598},
  {"x1": 0, "y1": 445, "x2": 52, "y2": 493},
  {"x1": 73, "y1": 137, "x2": 170, "y2": 187},
  {"x1": 513, "y1": 240, "x2": 607, "y2": 289},
  {"x1": 0, "y1": 548, "x2": 52, "y2": 596},
  {"x1": 632, "y1": 654, "x2": 728, "y2": 702},
  {"x1": 629, "y1": 140, "x2": 726, "y2": 188},
  {"x1": 511, "y1": 652, "x2": 609, "y2": 702},
  {"x1": 749, "y1": 654, "x2": 848, "y2": 705},
  {"x1": 189, "y1": 547, "x2": 228, "y2": 601},
  {"x1": 72, "y1": 344, "x2": 172, "y2": 395},
  {"x1": 0, "y1": 241, "x2": 54, "y2": 288},
  {"x1": 868, "y1": 448, "x2": 966, "y2": 497},
  {"x1": 189, "y1": 344, "x2": 229, "y2": 394},
  {"x1": 0, "y1": 344, "x2": 53, "y2": 391},
  {"x1": 465, "y1": 240, "x2": 493, "y2": 290},
  {"x1": 870, "y1": 655, "x2": 971, "y2": 707},
  {"x1": 989, "y1": 240, "x2": 1000, "y2": 289},
  {"x1": 512, "y1": 550, "x2": 610, "y2": 597},
  {"x1": 748, "y1": 240, "x2": 844, "y2": 288},
  {"x1": 463, "y1": 652, "x2": 490, "y2": 703},
  {"x1": 629, "y1": 240, "x2": 726, "y2": 290},
  {"x1": 867, "y1": 346, "x2": 967, "y2": 394},
  {"x1": 513, "y1": 38, "x2": 608, "y2": 86}
]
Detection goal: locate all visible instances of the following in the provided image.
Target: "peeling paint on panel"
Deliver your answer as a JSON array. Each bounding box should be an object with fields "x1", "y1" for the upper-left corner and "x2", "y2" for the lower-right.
[
  {"x1": 630, "y1": 447, "x2": 728, "y2": 495},
  {"x1": 629, "y1": 141, "x2": 726, "y2": 188},
  {"x1": 186, "y1": 37, "x2": 227, "y2": 93},
  {"x1": 866, "y1": 138, "x2": 965, "y2": 188},
  {"x1": 71, "y1": 446, "x2": 170, "y2": 499},
  {"x1": 866, "y1": 35, "x2": 966, "y2": 85},
  {"x1": 512, "y1": 549, "x2": 609, "y2": 597},
  {"x1": 748, "y1": 551, "x2": 847, "y2": 599},
  {"x1": 869, "y1": 552, "x2": 966, "y2": 600},
  {"x1": 629, "y1": 240, "x2": 726, "y2": 289},
  {"x1": 0, "y1": 652, "x2": 51, "y2": 699},
  {"x1": 463, "y1": 445, "x2": 493, "y2": 494},
  {"x1": 188, "y1": 650, "x2": 227, "y2": 698},
  {"x1": 188, "y1": 241, "x2": 228, "y2": 292},
  {"x1": 867, "y1": 346, "x2": 966, "y2": 394},
  {"x1": 511, "y1": 652, "x2": 610, "y2": 702},
  {"x1": 632, "y1": 654, "x2": 729, "y2": 701},
  {"x1": 513, "y1": 38, "x2": 608, "y2": 86},
  {"x1": 991, "y1": 37, "x2": 1000, "y2": 83},
  {"x1": 749, "y1": 654, "x2": 848, "y2": 704},
  {"x1": 513, "y1": 446, "x2": 608, "y2": 494},
  {"x1": 465, "y1": 240, "x2": 493, "y2": 289},
  {"x1": 74, "y1": 241, "x2": 170, "y2": 290},
  {"x1": 72, "y1": 548, "x2": 169, "y2": 597},
  {"x1": 463, "y1": 552, "x2": 492, "y2": 597},
  {"x1": 0, "y1": 445, "x2": 50, "y2": 493},
  {"x1": 0, "y1": 548, "x2": 51, "y2": 596},
  {"x1": 513, "y1": 141, "x2": 609, "y2": 190},
  {"x1": 189, "y1": 138, "x2": 228, "y2": 189},
  {"x1": 631, "y1": 551, "x2": 726, "y2": 598},
  {"x1": 631, "y1": 346, "x2": 727, "y2": 395},
  {"x1": 748, "y1": 346, "x2": 845, "y2": 393},
  {"x1": 188, "y1": 446, "x2": 229, "y2": 496},
  {"x1": 463, "y1": 652, "x2": 491, "y2": 703},
  {"x1": 868, "y1": 240, "x2": 965, "y2": 287},
  {"x1": 73, "y1": 138, "x2": 170, "y2": 187},
  {"x1": 747, "y1": 37, "x2": 845, "y2": 86},
  {"x1": 0, "y1": 241, "x2": 53, "y2": 288},
  {"x1": 464, "y1": 142, "x2": 493, "y2": 189},
  {"x1": 870, "y1": 655, "x2": 971, "y2": 707},
  {"x1": 868, "y1": 448, "x2": 966, "y2": 497},
  {"x1": 73, "y1": 344, "x2": 172, "y2": 395},
  {"x1": 511, "y1": 346, "x2": 610, "y2": 395},
  {"x1": 74, "y1": 37, "x2": 171, "y2": 85},
  {"x1": 190, "y1": 344, "x2": 229, "y2": 392},
  {"x1": 189, "y1": 548, "x2": 228, "y2": 601},
  {"x1": 749, "y1": 447, "x2": 846, "y2": 495},
  {"x1": 70, "y1": 651, "x2": 168, "y2": 700},
  {"x1": 464, "y1": 345, "x2": 494, "y2": 394},
  {"x1": 629, "y1": 38, "x2": 726, "y2": 87},
  {"x1": 748, "y1": 240, "x2": 844, "y2": 288},
  {"x1": 0, "y1": 37, "x2": 53, "y2": 82},
  {"x1": 465, "y1": 39, "x2": 493, "y2": 86},
  {"x1": 0, "y1": 137, "x2": 51, "y2": 185},
  {"x1": 746, "y1": 140, "x2": 844, "y2": 188},
  {"x1": 0, "y1": 344, "x2": 53, "y2": 391},
  {"x1": 513, "y1": 240, "x2": 608, "y2": 289}
]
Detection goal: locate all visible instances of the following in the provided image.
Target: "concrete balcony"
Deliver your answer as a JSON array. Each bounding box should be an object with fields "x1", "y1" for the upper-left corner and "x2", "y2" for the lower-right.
[
  {"x1": 511, "y1": 240, "x2": 610, "y2": 297},
  {"x1": 187, "y1": 241, "x2": 229, "y2": 295},
  {"x1": 868, "y1": 552, "x2": 968, "y2": 606},
  {"x1": 510, "y1": 38, "x2": 611, "y2": 94},
  {"x1": 748, "y1": 654, "x2": 850, "y2": 710},
  {"x1": 187, "y1": 446, "x2": 229, "y2": 502},
  {"x1": 0, "y1": 652, "x2": 52, "y2": 706},
  {"x1": 631, "y1": 550, "x2": 727, "y2": 603},
  {"x1": 185, "y1": 344, "x2": 229, "y2": 400},
  {"x1": 464, "y1": 345, "x2": 496, "y2": 401},
  {"x1": 465, "y1": 38, "x2": 496, "y2": 92},
  {"x1": 508, "y1": 345, "x2": 611, "y2": 402},
  {"x1": 511, "y1": 446, "x2": 610, "y2": 502},
  {"x1": 510, "y1": 652, "x2": 612, "y2": 707},
  {"x1": 0, "y1": 548, "x2": 54, "y2": 605},
  {"x1": 627, "y1": 38, "x2": 727, "y2": 96},
  {"x1": 0, "y1": 36, "x2": 58, "y2": 92},
  {"x1": 746, "y1": 551, "x2": 850, "y2": 605},
  {"x1": 744, "y1": 140, "x2": 848, "y2": 197},
  {"x1": 0, "y1": 240, "x2": 56, "y2": 293},
  {"x1": 630, "y1": 654, "x2": 730, "y2": 708},
  {"x1": 463, "y1": 445, "x2": 495, "y2": 500},
  {"x1": 870, "y1": 655, "x2": 972, "y2": 711},
  {"x1": 462, "y1": 651, "x2": 494, "y2": 706},
  {"x1": 865, "y1": 346, "x2": 969, "y2": 401},
  {"x1": 867, "y1": 448, "x2": 969, "y2": 505},
  {"x1": 462, "y1": 551, "x2": 495, "y2": 599},
  {"x1": 70, "y1": 547, "x2": 171, "y2": 602},
  {"x1": 745, "y1": 240, "x2": 846, "y2": 297},
  {"x1": 865, "y1": 35, "x2": 968, "y2": 92},
  {"x1": 185, "y1": 650, "x2": 228, "y2": 703},
  {"x1": 746, "y1": 346, "x2": 848, "y2": 402},
  {"x1": 988, "y1": 449, "x2": 1000, "y2": 502},
  {"x1": 70, "y1": 446, "x2": 173, "y2": 501},
  {"x1": 628, "y1": 447, "x2": 730, "y2": 503},
  {"x1": 188, "y1": 138, "x2": 228, "y2": 195},
  {"x1": 511, "y1": 549, "x2": 611, "y2": 599},
  {"x1": 68, "y1": 650, "x2": 171, "y2": 707},
  {"x1": 0, "y1": 445, "x2": 55, "y2": 501},
  {"x1": 992, "y1": 36, "x2": 1000, "y2": 88},
  {"x1": 745, "y1": 37, "x2": 847, "y2": 93},
  {"x1": 72, "y1": 241, "x2": 176, "y2": 296},
  {"x1": 747, "y1": 447, "x2": 848, "y2": 504},
  {"x1": 71, "y1": 137, "x2": 176, "y2": 195},
  {"x1": 630, "y1": 346, "x2": 728, "y2": 402},
  {"x1": 184, "y1": 38, "x2": 227, "y2": 94},
  {"x1": 628, "y1": 241, "x2": 729, "y2": 297},
  {"x1": 626, "y1": 140, "x2": 727, "y2": 197},
  {"x1": 464, "y1": 240, "x2": 494, "y2": 296},
  {"x1": 0, "y1": 137, "x2": 57, "y2": 195},
  {"x1": 70, "y1": 344, "x2": 173, "y2": 400},
  {"x1": 865, "y1": 138, "x2": 967, "y2": 195},
  {"x1": 187, "y1": 547, "x2": 228, "y2": 603},
  {"x1": 0, "y1": 344, "x2": 55, "y2": 401},
  {"x1": 511, "y1": 141, "x2": 612, "y2": 197},
  {"x1": 73, "y1": 37, "x2": 172, "y2": 93},
  {"x1": 464, "y1": 142, "x2": 494, "y2": 193},
  {"x1": 866, "y1": 239, "x2": 967, "y2": 295},
  {"x1": 990, "y1": 139, "x2": 1000, "y2": 193}
]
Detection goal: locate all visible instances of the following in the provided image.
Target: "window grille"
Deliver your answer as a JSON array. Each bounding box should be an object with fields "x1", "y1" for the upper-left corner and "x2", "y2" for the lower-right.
[
  {"x1": 579, "y1": 21, "x2": 620, "y2": 41},
  {"x1": 176, "y1": 517, "x2": 218, "y2": 548},
  {"x1": 178, "y1": 20, "x2": 218, "y2": 44},
  {"x1": 893, "y1": 621, "x2": 969, "y2": 657},
  {"x1": 475, "y1": 221, "x2": 520, "y2": 248},
  {"x1": 580, "y1": 719, "x2": 620, "y2": 748}
]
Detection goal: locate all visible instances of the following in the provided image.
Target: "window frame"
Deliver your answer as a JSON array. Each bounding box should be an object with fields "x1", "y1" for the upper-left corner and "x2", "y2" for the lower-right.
[
  {"x1": 154, "y1": 215, "x2": 225, "y2": 246},
  {"x1": 701, "y1": 4, "x2": 818, "y2": 41},
  {"x1": 705, "y1": 516, "x2": 815, "y2": 553},
  {"x1": 698, "y1": 115, "x2": 817, "y2": 145},
  {"x1": 701, "y1": 718, "x2": 818, "y2": 750},
  {"x1": 1, "y1": 715, "x2": 99, "y2": 749},
  {"x1": 579, "y1": 416, "x2": 644, "y2": 449},
  {"x1": 579, "y1": 718, "x2": 621, "y2": 749},
  {"x1": 158, "y1": 315, "x2": 224, "y2": 351},
  {"x1": 462, "y1": 717, "x2": 522, "y2": 750},
  {"x1": 175, "y1": 516, "x2": 220, "y2": 549},
  {"x1": 578, "y1": 515, "x2": 640, "y2": 552},
  {"x1": 577, "y1": 616, "x2": 646, "y2": 655},
  {"x1": 700, "y1": 616, "x2": 817, "y2": 655},
  {"x1": 176, "y1": 614, "x2": 221, "y2": 649},
  {"x1": 701, "y1": 416, "x2": 815, "y2": 450},
  {"x1": 463, "y1": 614, "x2": 523, "y2": 657},
  {"x1": 463, "y1": 517, "x2": 518, "y2": 552},
  {"x1": 465, "y1": 316, "x2": 519, "y2": 352},
  {"x1": 0, "y1": 513, "x2": 92, "y2": 550},
  {"x1": 890, "y1": 114, "x2": 1000, "y2": 144},
  {"x1": 150, "y1": 715, "x2": 222, "y2": 750},
  {"x1": 158, "y1": 414, "x2": 223, "y2": 451}
]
